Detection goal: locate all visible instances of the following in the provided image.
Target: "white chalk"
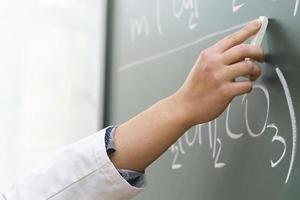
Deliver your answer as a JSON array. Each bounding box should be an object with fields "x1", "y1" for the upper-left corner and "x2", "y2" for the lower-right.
[
  {"x1": 243, "y1": 17, "x2": 268, "y2": 79},
  {"x1": 250, "y1": 16, "x2": 268, "y2": 47}
]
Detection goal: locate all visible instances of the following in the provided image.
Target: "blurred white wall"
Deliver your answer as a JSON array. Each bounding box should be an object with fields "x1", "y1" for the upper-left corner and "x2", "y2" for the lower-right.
[{"x1": 0, "y1": 0, "x2": 107, "y2": 191}]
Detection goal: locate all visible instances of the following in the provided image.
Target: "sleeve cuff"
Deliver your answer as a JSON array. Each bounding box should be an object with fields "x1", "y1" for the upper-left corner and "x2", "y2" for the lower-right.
[
  {"x1": 104, "y1": 126, "x2": 146, "y2": 188},
  {"x1": 95, "y1": 128, "x2": 146, "y2": 198}
]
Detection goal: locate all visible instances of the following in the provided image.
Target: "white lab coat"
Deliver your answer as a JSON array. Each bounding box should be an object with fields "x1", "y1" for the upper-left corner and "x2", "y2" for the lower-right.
[{"x1": 1, "y1": 128, "x2": 144, "y2": 200}]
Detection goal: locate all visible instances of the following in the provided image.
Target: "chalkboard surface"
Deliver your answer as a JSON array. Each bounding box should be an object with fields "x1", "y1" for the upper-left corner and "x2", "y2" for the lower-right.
[{"x1": 104, "y1": 0, "x2": 300, "y2": 199}]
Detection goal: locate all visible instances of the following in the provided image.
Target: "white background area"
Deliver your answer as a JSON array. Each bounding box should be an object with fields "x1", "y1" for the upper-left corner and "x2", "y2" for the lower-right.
[{"x1": 0, "y1": 0, "x2": 107, "y2": 191}]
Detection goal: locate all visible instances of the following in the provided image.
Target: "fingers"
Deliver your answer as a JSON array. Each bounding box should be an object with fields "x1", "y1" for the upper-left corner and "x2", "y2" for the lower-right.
[
  {"x1": 223, "y1": 61, "x2": 261, "y2": 81},
  {"x1": 248, "y1": 62, "x2": 262, "y2": 81},
  {"x1": 229, "y1": 81, "x2": 253, "y2": 97},
  {"x1": 212, "y1": 19, "x2": 261, "y2": 53},
  {"x1": 222, "y1": 44, "x2": 264, "y2": 64}
]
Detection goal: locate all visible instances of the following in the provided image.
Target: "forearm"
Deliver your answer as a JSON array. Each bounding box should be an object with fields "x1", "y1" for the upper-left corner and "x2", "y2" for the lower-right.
[{"x1": 110, "y1": 94, "x2": 191, "y2": 172}]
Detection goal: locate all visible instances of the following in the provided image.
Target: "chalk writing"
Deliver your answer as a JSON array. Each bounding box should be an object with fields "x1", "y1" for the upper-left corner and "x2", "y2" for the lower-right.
[
  {"x1": 244, "y1": 85, "x2": 269, "y2": 138},
  {"x1": 232, "y1": 0, "x2": 245, "y2": 13},
  {"x1": 172, "y1": 0, "x2": 199, "y2": 29},
  {"x1": 215, "y1": 138, "x2": 226, "y2": 168},
  {"x1": 276, "y1": 67, "x2": 297, "y2": 183},
  {"x1": 156, "y1": 0, "x2": 163, "y2": 34},
  {"x1": 169, "y1": 67, "x2": 297, "y2": 184},
  {"x1": 294, "y1": 0, "x2": 299, "y2": 16},
  {"x1": 130, "y1": 16, "x2": 150, "y2": 42},
  {"x1": 226, "y1": 103, "x2": 244, "y2": 139},
  {"x1": 171, "y1": 144, "x2": 182, "y2": 169},
  {"x1": 127, "y1": 0, "x2": 298, "y2": 44},
  {"x1": 121, "y1": 0, "x2": 299, "y2": 184},
  {"x1": 120, "y1": 22, "x2": 247, "y2": 71},
  {"x1": 267, "y1": 124, "x2": 286, "y2": 168}
]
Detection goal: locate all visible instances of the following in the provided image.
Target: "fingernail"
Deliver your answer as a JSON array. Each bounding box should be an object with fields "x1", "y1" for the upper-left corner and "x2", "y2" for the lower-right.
[{"x1": 252, "y1": 19, "x2": 261, "y2": 27}]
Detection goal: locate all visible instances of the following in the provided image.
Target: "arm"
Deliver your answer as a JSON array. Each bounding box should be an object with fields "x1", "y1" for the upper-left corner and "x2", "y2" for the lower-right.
[
  {"x1": 110, "y1": 19, "x2": 264, "y2": 172},
  {"x1": 1, "y1": 19, "x2": 264, "y2": 200}
]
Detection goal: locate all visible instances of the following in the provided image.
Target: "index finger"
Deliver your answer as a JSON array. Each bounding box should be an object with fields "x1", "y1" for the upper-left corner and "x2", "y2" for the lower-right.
[{"x1": 212, "y1": 19, "x2": 262, "y2": 53}]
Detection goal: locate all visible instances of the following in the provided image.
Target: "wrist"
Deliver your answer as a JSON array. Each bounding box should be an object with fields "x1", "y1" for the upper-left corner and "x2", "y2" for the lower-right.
[{"x1": 162, "y1": 93, "x2": 193, "y2": 131}]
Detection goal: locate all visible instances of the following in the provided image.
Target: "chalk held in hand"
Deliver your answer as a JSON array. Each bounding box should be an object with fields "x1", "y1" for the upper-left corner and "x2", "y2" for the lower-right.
[
  {"x1": 245, "y1": 16, "x2": 268, "y2": 64},
  {"x1": 250, "y1": 16, "x2": 269, "y2": 47},
  {"x1": 243, "y1": 16, "x2": 268, "y2": 78}
]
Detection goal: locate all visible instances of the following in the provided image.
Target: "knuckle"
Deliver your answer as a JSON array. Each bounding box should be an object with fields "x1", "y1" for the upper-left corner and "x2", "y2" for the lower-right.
[
  {"x1": 252, "y1": 64, "x2": 262, "y2": 80},
  {"x1": 245, "y1": 81, "x2": 253, "y2": 93},
  {"x1": 200, "y1": 49, "x2": 210, "y2": 60},
  {"x1": 256, "y1": 64, "x2": 262, "y2": 75},
  {"x1": 238, "y1": 44, "x2": 250, "y2": 52},
  {"x1": 204, "y1": 66, "x2": 215, "y2": 78},
  {"x1": 208, "y1": 55, "x2": 220, "y2": 65},
  {"x1": 205, "y1": 67, "x2": 221, "y2": 85},
  {"x1": 212, "y1": 71, "x2": 222, "y2": 82},
  {"x1": 200, "y1": 50, "x2": 220, "y2": 68},
  {"x1": 245, "y1": 61, "x2": 254, "y2": 71},
  {"x1": 219, "y1": 84, "x2": 231, "y2": 97},
  {"x1": 228, "y1": 33, "x2": 240, "y2": 45}
]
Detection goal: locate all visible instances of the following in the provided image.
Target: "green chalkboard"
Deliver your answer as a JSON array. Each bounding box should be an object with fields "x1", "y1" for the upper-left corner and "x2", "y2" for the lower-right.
[{"x1": 104, "y1": 0, "x2": 300, "y2": 199}]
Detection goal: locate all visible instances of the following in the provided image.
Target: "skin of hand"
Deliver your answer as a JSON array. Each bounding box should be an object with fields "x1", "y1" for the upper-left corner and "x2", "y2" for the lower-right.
[{"x1": 110, "y1": 19, "x2": 264, "y2": 172}]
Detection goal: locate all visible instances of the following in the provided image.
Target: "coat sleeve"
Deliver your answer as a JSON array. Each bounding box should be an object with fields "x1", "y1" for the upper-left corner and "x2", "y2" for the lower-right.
[{"x1": 1, "y1": 128, "x2": 144, "y2": 200}]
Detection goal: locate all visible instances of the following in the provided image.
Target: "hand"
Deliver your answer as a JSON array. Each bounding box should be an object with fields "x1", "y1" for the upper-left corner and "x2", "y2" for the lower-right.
[{"x1": 172, "y1": 19, "x2": 265, "y2": 127}]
